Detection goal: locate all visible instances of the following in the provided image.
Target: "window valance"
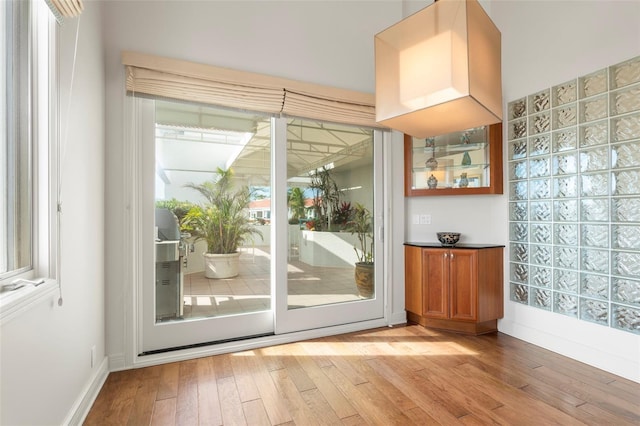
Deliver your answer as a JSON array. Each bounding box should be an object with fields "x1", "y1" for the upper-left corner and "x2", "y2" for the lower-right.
[{"x1": 122, "y1": 51, "x2": 382, "y2": 129}]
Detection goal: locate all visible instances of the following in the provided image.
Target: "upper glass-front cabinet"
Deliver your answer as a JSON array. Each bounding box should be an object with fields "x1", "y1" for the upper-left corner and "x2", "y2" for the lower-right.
[{"x1": 404, "y1": 123, "x2": 503, "y2": 196}]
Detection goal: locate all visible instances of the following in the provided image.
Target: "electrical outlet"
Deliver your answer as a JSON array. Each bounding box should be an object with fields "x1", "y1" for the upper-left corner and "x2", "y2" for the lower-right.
[
  {"x1": 419, "y1": 214, "x2": 432, "y2": 225},
  {"x1": 412, "y1": 214, "x2": 420, "y2": 225},
  {"x1": 91, "y1": 345, "x2": 96, "y2": 368}
]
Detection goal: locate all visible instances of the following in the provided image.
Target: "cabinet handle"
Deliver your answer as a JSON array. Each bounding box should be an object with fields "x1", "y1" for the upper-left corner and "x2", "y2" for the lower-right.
[
  {"x1": 444, "y1": 253, "x2": 448, "y2": 259},
  {"x1": 451, "y1": 253, "x2": 454, "y2": 260}
]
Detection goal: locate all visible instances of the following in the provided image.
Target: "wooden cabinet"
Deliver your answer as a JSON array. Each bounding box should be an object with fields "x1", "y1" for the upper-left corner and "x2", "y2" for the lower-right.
[
  {"x1": 405, "y1": 244, "x2": 504, "y2": 335},
  {"x1": 404, "y1": 123, "x2": 503, "y2": 196}
]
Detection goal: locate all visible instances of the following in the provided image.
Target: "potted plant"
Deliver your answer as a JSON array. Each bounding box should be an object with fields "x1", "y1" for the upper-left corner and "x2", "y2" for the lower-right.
[
  {"x1": 346, "y1": 203, "x2": 374, "y2": 297},
  {"x1": 309, "y1": 166, "x2": 341, "y2": 231},
  {"x1": 182, "y1": 167, "x2": 262, "y2": 279}
]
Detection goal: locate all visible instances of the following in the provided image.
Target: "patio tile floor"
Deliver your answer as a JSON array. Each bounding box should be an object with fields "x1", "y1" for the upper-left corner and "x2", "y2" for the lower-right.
[{"x1": 180, "y1": 247, "x2": 366, "y2": 320}]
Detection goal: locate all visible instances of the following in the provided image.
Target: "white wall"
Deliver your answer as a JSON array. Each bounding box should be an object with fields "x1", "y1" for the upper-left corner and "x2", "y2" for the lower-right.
[
  {"x1": 405, "y1": 0, "x2": 640, "y2": 382},
  {"x1": 103, "y1": 1, "x2": 404, "y2": 367},
  {"x1": 0, "y1": 2, "x2": 106, "y2": 424},
  {"x1": 102, "y1": 0, "x2": 639, "y2": 383},
  {"x1": 491, "y1": 0, "x2": 640, "y2": 383}
]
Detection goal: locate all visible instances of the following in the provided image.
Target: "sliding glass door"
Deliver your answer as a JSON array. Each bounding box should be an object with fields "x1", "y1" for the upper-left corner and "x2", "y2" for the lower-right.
[
  {"x1": 274, "y1": 117, "x2": 384, "y2": 333},
  {"x1": 140, "y1": 99, "x2": 274, "y2": 353},
  {"x1": 138, "y1": 99, "x2": 384, "y2": 353}
]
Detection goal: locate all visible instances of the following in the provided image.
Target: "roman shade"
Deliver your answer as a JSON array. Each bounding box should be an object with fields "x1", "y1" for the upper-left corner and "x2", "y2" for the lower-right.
[
  {"x1": 122, "y1": 51, "x2": 382, "y2": 129},
  {"x1": 45, "y1": 0, "x2": 83, "y2": 23}
]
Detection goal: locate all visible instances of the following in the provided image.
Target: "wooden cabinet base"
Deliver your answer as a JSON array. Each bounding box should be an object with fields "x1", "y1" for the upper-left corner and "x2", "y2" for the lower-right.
[{"x1": 407, "y1": 311, "x2": 498, "y2": 335}]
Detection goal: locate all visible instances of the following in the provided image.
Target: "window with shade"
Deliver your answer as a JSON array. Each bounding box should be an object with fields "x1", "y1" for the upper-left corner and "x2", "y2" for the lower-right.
[{"x1": 0, "y1": 0, "x2": 57, "y2": 311}]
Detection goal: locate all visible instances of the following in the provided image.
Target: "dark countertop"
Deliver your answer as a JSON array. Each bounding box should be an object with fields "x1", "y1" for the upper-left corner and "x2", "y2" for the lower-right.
[{"x1": 404, "y1": 242, "x2": 505, "y2": 249}]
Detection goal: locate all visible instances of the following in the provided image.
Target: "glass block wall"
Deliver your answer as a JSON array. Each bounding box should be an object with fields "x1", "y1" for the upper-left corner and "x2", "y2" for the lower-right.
[{"x1": 507, "y1": 55, "x2": 640, "y2": 335}]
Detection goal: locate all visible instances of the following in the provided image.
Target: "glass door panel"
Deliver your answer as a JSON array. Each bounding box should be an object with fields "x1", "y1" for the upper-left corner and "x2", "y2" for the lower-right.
[
  {"x1": 142, "y1": 99, "x2": 274, "y2": 353},
  {"x1": 275, "y1": 118, "x2": 384, "y2": 333}
]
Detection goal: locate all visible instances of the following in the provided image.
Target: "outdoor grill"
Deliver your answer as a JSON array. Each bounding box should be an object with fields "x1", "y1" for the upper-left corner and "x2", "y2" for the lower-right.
[{"x1": 154, "y1": 208, "x2": 186, "y2": 320}]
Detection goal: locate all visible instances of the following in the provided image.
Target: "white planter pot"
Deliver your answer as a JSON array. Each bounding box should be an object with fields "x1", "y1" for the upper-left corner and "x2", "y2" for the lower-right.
[{"x1": 203, "y1": 252, "x2": 241, "y2": 279}]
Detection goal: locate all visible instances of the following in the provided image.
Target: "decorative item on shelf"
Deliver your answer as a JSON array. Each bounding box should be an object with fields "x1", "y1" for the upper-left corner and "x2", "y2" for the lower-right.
[
  {"x1": 425, "y1": 138, "x2": 438, "y2": 170},
  {"x1": 424, "y1": 137, "x2": 435, "y2": 149},
  {"x1": 374, "y1": 0, "x2": 503, "y2": 138},
  {"x1": 427, "y1": 174, "x2": 438, "y2": 189},
  {"x1": 462, "y1": 151, "x2": 472, "y2": 166},
  {"x1": 437, "y1": 232, "x2": 461, "y2": 247},
  {"x1": 425, "y1": 156, "x2": 438, "y2": 171},
  {"x1": 459, "y1": 172, "x2": 469, "y2": 187}
]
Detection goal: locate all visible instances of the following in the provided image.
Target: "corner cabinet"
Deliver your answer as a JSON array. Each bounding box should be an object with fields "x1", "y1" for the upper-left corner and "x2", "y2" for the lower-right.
[
  {"x1": 404, "y1": 123, "x2": 503, "y2": 196},
  {"x1": 404, "y1": 243, "x2": 504, "y2": 335}
]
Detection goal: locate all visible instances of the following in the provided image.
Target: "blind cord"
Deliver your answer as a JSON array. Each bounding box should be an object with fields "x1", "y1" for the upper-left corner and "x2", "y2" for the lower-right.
[{"x1": 56, "y1": 15, "x2": 81, "y2": 307}]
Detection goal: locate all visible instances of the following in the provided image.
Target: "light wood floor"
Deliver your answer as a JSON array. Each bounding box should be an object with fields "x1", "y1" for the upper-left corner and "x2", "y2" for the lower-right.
[{"x1": 84, "y1": 325, "x2": 640, "y2": 425}]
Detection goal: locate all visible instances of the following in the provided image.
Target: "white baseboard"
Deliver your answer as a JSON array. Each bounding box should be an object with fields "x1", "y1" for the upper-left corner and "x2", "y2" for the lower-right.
[
  {"x1": 63, "y1": 356, "x2": 109, "y2": 425},
  {"x1": 388, "y1": 310, "x2": 407, "y2": 326},
  {"x1": 498, "y1": 306, "x2": 640, "y2": 384},
  {"x1": 108, "y1": 352, "x2": 126, "y2": 371}
]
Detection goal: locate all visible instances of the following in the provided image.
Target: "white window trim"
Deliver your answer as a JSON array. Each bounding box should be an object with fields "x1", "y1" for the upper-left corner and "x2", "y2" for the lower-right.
[{"x1": 0, "y1": 0, "x2": 58, "y2": 325}]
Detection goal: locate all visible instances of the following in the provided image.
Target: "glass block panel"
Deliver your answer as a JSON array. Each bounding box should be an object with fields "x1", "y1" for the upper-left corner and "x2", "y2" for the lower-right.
[
  {"x1": 510, "y1": 181, "x2": 528, "y2": 200},
  {"x1": 580, "y1": 298, "x2": 609, "y2": 325},
  {"x1": 554, "y1": 200, "x2": 578, "y2": 222},
  {"x1": 530, "y1": 178, "x2": 551, "y2": 199},
  {"x1": 553, "y1": 176, "x2": 578, "y2": 198},
  {"x1": 529, "y1": 89, "x2": 550, "y2": 112},
  {"x1": 531, "y1": 287, "x2": 552, "y2": 310},
  {"x1": 554, "y1": 224, "x2": 578, "y2": 246},
  {"x1": 509, "y1": 97, "x2": 527, "y2": 120},
  {"x1": 555, "y1": 268, "x2": 579, "y2": 292},
  {"x1": 579, "y1": 68, "x2": 607, "y2": 99},
  {"x1": 581, "y1": 198, "x2": 609, "y2": 222},
  {"x1": 581, "y1": 273, "x2": 609, "y2": 300},
  {"x1": 531, "y1": 224, "x2": 552, "y2": 244},
  {"x1": 509, "y1": 202, "x2": 528, "y2": 221},
  {"x1": 530, "y1": 201, "x2": 552, "y2": 222},
  {"x1": 529, "y1": 157, "x2": 551, "y2": 178},
  {"x1": 509, "y1": 139, "x2": 528, "y2": 160},
  {"x1": 579, "y1": 121, "x2": 608, "y2": 148},
  {"x1": 581, "y1": 224, "x2": 609, "y2": 248},
  {"x1": 553, "y1": 104, "x2": 577, "y2": 129},
  {"x1": 510, "y1": 242, "x2": 529, "y2": 263},
  {"x1": 612, "y1": 251, "x2": 640, "y2": 278},
  {"x1": 610, "y1": 56, "x2": 640, "y2": 89},
  {"x1": 579, "y1": 146, "x2": 609, "y2": 172},
  {"x1": 611, "y1": 304, "x2": 640, "y2": 335},
  {"x1": 510, "y1": 222, "x2": 528, "y2": 242},
  {"x1": 509, "y1": 160, "x2": 527, "y2": 180},
  {"x1": 612, "y1": 141, "x2": 640, "y2": 169},
  {"x1": 612, "y1": 112, "x2": 640, "y2": 142},
  {"x1": 531, "y1": 266, "x2": 552, "y2": 288},
  {"x1": 511, "y1": 263, "x2": 528, "y2": 284},
  {"x1": 553, "y1": 129, "x2": 578, "y2": 152},
  {"x1": 613, "y1": 169, "x2": 640, "y2": 196},
  {"x1": 510, "y1": 283, "x2": 529, "y2": 304},
  {"x1": 554, "y1": 293, "x2": 578, "y2": 317},
  {"x1": 531, "y1": 244, "x2": 552, "y2": 266},
  {"x1": 529, "y1": 134, "x2": 551, "y2": 157},
  {"x1": 612, "y1": 278, "x2": 640, "y2": 307},
  {"x1": 612, "y1": 225, "x2": 640, "y2": 251},
  {"x1": 579, "y1": 94, "x2": 608, "y2": 123},
  {"x1": 580, "y1": 173, "x2": 609, "y2": 197},
  {"x1": 552, "y1": 152, "x2": 578, "y2": 175},
  {"x1": 553, "y1": 80, "x2": 577, "y2": 107},
  {"x1": 530, "y1": 112, "x2": 551, "y2": 135},
  {"x1": 555, "y1": 247, "x2": 579, "y2": 270},
  {"x1": 581, "y1": 249, "x2": 609, "y2": 274},
  {"x1": 610, "y1": 84, "x2": 640, "y2": 116},
  {"x1": 509, "y1": 118, "x2": 527, "y2": 140},
  {"x1": 612, "y1": 197, "x2": 640, "y2": 222}
]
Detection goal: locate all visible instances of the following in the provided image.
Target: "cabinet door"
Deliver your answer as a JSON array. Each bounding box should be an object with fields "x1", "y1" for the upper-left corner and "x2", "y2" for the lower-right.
[
  {"x1": 404, "y1": 246, "x2": 423, "y2": 315},
  {"x1": 422, "y1": 249, "x2": 449, "y2": 319},
  {"x1": 449, "y1": 249, "x2": 478, "y2": 321}
]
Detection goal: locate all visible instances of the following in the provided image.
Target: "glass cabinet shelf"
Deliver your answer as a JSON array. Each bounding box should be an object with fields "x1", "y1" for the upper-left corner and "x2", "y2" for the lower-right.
[{"x1": 404, "y1": 123, "x2": 503, "y2": 196}]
